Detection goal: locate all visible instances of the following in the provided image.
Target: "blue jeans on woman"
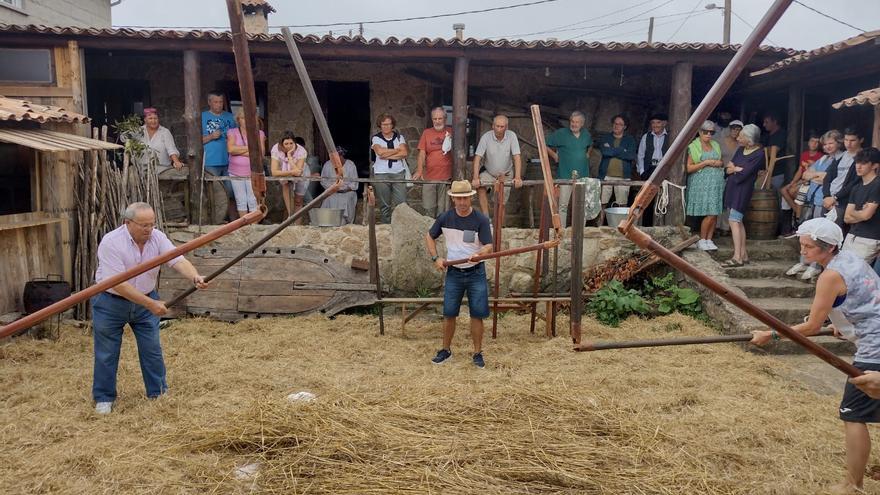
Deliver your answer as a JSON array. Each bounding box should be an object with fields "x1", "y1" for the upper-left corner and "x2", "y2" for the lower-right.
[{"x1": 91, "y1": 290, "x2": 167, "y2": 402}]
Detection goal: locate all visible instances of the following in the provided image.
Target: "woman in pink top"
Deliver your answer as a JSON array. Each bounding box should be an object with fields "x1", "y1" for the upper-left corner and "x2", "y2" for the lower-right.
[
  {"x1": 226, "y1": 110, "x2": 266, "y2": 218},
  {"x1": 270, "y1": 130, "x2": 309, "y2": 220}
]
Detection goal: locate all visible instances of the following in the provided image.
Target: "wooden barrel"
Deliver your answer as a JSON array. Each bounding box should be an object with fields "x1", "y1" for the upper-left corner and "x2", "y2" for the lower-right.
[{"x1": 744, "y1": 188, "x2": 778, "y2": 240}]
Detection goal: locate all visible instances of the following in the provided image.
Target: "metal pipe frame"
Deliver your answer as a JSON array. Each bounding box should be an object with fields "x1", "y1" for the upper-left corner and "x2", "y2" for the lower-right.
[{"x1": 577, "y1": 329, "x2": 836, "y2": 352}]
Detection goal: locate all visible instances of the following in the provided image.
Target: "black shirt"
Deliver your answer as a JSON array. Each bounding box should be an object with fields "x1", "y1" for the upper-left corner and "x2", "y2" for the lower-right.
[
  {"x1": 848, "y1": 176, "x2": 880, "y2": 240},
  {"x1": 763, "y1": 129, "x2": 787, "y2": 177}
]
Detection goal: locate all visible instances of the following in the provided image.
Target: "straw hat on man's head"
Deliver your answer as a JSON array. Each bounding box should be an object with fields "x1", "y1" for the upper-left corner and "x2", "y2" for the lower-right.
[{"x1": 447, "y1": 180, "x2": 477, "y2": 197}]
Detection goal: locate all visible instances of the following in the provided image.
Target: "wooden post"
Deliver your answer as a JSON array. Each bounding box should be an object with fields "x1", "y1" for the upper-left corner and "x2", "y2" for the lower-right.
[
  {"x1": 491, "y1": 177, "x2": 505, "y2": 339},
  {"x1": 183, "y1": 50, "x2": 202, "y2": 223},
  {"x1": 367, "y1": 186, "x2": 385, "y2": 335},
  {"x1": 786, "y1": 85, "x2": 803, "y2": 178},
  {"x1": 660, "y1": 61, "x2": 693, "y2": 226},
  {"x1": 873, "y1": 101, "x2": 880, "y2": 149},
  {"x1": 569, "y1": 181, "x2": 585, "y2": 344},
  {"x1": 225, "y1": 0, "x2": 266, "y2": 204},
  {"x1": 452, "y1": 56, "x2": 469, "y2": 180},
  {"x1": 67, "y1": 41, "x2": 83, "y2": 114}
]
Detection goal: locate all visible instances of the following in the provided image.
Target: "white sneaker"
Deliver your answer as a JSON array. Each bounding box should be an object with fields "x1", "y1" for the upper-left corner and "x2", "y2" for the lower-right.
[
  {"x1": 697, "y1": 240, "x2": 711, "y2": 251},
  {"x1": 786, "y1": 263, "x2": 807, "y2": 276},
  {"x1": 801, "y1": 266, "x2": 821, "y2": 280},
  {"x1": 704, "y1": 239, "x2": 719, "y2": 251},
  {"x1": 95, "y1": 402, "x2": 113, "y2": 415}
]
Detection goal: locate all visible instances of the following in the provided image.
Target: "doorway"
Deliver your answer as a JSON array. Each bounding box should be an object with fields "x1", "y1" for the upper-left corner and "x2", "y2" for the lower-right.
[{"x1": 315, "y1": 81, "x2": 371, "y2": 194}]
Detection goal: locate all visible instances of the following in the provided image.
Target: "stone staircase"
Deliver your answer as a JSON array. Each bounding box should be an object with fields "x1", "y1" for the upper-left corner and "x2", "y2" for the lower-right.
[{"x1": 710, "y1": 235, "x2": 855, "y2": 356}]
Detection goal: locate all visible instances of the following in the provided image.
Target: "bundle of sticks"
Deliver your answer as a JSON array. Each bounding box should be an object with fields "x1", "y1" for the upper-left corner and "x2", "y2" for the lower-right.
[
  {"x1": 72, "y1": 126, "x2": 165, "y2": 318},
  {"x1": 582, "y1": 236, "x2": 700, "y2": 294}
]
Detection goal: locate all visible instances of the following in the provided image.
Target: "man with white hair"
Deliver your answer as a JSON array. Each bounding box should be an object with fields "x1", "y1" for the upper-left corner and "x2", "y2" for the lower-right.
[
  {"x1": 91, "y1": 202, "x2": 209, "y2": 415},
  {"x1": 471, "y1": 114, "x2": 523, "y2": 218},
  {"x1": 414, "y1": 107, "x2": 454, "y2": 217},
  {"x1": 546, "y1": 110, "x2": 593, "y2": 227}
]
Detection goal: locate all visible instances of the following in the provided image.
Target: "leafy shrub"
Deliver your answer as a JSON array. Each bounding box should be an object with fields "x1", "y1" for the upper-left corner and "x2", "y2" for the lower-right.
[
  {"x1": 586, "y1": 273, "x2": 703, "y2": 326},
  {"x1": 642, "y1": 273, "x2": 702, "y2": 317},
  {"x1": 586, "y1": 280, "x2": 648, "y2": 327}
]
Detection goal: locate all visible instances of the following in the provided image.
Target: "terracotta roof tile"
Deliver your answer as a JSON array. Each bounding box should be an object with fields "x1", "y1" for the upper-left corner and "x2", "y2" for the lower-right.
[
  {"x1": 752, "y1": 29, "x2": 880, "y2": 76},
  {"x1": 0, "y1": 24, "x2": 799, "y2": 55},
  {"x1": 832, "y1": 87, "x2": 880, "y2": 109},
  {"x1": 0, "y1": 96, "x2": 90, "y2": 124}
]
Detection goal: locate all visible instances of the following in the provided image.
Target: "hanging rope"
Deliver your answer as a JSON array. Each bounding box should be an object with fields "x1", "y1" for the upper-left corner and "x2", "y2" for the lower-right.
[{"x1": 654, "y1": 180, "x2": 686, "y2": 216}]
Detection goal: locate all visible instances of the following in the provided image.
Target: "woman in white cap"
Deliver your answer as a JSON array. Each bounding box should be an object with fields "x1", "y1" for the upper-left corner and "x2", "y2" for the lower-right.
[
  {"x1": 752, "y1": 217, "x2": 880, "y2": 495},
  {"x1": 685, "y1": 120, "x2": 725, "y2": 250}
]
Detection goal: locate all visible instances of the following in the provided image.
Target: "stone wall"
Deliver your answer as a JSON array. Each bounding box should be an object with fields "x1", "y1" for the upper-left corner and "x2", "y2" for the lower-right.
[{"x1": 168, "y1": 204, "x2": 686, "y2": 295}]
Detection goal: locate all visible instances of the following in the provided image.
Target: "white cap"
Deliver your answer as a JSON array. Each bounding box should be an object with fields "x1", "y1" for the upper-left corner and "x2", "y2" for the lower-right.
[
  {"x1": 728, "y1": 120, "x2": 744, "y2": 128},
  {"x1": 787, "y1": 217, "x2": 843, "y2": 247}
]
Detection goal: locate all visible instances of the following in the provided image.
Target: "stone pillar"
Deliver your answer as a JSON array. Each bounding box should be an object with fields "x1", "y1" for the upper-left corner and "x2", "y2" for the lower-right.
[
  {"x1": 660, "y1": 61, "x2": 692, "y2": 226},
  {"x1": 452, "y1": 56, "x2": 469, "y2": 180}
]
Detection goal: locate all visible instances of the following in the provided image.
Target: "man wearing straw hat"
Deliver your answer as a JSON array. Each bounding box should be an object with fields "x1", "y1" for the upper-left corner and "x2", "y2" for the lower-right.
[
  {"x1": 425, "y1": 180, "x2": 494, "y2": 368},
  {"x1": 91, "y1": 202, "x2": 209, "y2": 415}
]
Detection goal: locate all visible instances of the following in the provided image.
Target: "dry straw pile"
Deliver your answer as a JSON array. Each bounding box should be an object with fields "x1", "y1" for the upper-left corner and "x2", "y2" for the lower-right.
[{"x1": 0, "y1": 312, "x2": 876, "y2": 494}]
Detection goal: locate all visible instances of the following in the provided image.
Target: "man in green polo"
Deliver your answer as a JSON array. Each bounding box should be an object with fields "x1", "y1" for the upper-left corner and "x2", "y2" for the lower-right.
[{"x1": 546, "y1": 110, "x2": 593, "y2": 227}]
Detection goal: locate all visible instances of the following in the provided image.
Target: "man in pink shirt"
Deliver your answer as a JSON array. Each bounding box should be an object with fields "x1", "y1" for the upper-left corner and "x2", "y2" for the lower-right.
[{"x1": 91, "y1": 202, "x2": 208, "y2": 415}]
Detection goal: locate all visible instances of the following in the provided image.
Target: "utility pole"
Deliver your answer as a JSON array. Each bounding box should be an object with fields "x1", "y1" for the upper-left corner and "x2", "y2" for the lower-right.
[
  {"x1": 723, "y1": 0, "x2": 731, "y2": 44},
  {"x1": 358, "y1": 23, "x2": 363, "y2": 37},
  {"x1": 647, "y1": 17, "x2": 654, "y2": 44}
]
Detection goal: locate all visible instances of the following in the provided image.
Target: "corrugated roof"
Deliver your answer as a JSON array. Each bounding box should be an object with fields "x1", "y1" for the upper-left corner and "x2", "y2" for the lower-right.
[
  {"x1": 241, "y1": 0, "x2": 275, "y2": 14},
  {"x1": 752, "y1": 29, "x2": 880, "y2": 76},
  {"x1": 832, "y1": 87, "x2": 880, "y2": 109},
  {"x1": 0, "y1": 23, "x2": 799, "y2": 56},
  {"x1": 0, "y1": 128, "x2": 122, "y2": 152},
  {"x1": 0, "y1": 96, "x2": 90, "y2": 124}
]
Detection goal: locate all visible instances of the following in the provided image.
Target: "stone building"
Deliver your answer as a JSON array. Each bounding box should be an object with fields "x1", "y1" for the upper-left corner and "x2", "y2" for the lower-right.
[{"x1": 0, "y1": 0, "x2": 111, "y2": 28}]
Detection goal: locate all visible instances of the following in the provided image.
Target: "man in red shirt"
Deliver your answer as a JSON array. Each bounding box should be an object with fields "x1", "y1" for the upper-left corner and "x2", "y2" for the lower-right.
[{"x1": 414, "y1": 107, "x2": 453, "y2": 217}]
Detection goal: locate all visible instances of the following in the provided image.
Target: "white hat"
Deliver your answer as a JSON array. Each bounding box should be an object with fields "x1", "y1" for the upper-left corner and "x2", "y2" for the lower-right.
[
  {"x1": 787, "y1": 217, "x2": 843, "y2": 247},
  {"x1": 728, "y1": 120, "x2": 744, "y2": 128}
]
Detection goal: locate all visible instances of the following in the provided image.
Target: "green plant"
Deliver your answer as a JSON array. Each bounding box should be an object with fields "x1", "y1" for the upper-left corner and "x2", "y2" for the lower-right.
[
  {"x1": 643, "y1": 273, "x2": 702, "y2": 317},
  {"x1": 586, "y1": 280, "x2": 648, "y2": 327},
  {"x1": 113, "y1": 114, "x2": 149, "y2": 158}
]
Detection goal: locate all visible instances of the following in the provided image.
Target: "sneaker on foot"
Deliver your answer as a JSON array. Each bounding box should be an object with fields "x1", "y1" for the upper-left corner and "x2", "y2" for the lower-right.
[
  {"x1": 785, "y1": 262, "x2": 807, "y2": 276},
  {"x1": 432, "y1": 348, "x2": 452, "y2": 365},
  {"x1": 95, "y1": 402, "x2": 113, "y2": 415},
  {"x1": 472, "y1": 352, "x2": 485, "y2": 369},
  {"x1": 704, "y1": 239, "x2": 719, "y2": 251},
  {"x1": 801, "y1": 266, "x2": 821, "y2": 280},
  {"x1": 697, "y1": 240, "x2": 710, "y2": 251}
]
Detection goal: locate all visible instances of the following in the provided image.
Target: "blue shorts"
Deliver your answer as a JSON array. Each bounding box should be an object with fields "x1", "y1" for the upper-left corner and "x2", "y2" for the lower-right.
[
  {"x1": 443, "y1": 263, "x2": 490, "y2": 319},
  {"x1": 728, "y1": 208, "x2": 744, "y2": 223}
]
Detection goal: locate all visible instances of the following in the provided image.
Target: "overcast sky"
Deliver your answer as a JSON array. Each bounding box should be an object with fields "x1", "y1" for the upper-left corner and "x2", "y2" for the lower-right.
[{"x1": 111, "y1": 0, "x2": 876, "y2": 51}]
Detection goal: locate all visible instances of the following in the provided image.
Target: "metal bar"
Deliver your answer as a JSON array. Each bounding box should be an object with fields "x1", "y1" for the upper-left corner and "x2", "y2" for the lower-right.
[
  {"x1": 569, "y1": 181, "x2": 586, "y2": 344},
  {"x1": 529, "y1": 187, "x2": 549, "y2": 335},
  {"x1": 379, "y1": 297, "x2": 572, "y2": 304},
  {"x1": 624, "y1": 227, "x2": 861, "y2": 377},
  {"x1": 225, "y1": 0, "x2": 266, "y2": 203},
  {"x1": 442, "y1": 240, "x2": 559, "y2": 267},
  {"x1": 576, "y1": 329, "x2": 835, "y2": 352},
  {"x1": 529, "y1": 104, "x2": 561, "y2": 232},
  {"x1": 166, "y1": 184, "x2": 340, "y2": 308},
  {"x1": 624, "y1": 0, "x2": 795, "y2": 232},
  {"x1": 491, "y1": 176, "x2": 504, "y2": 339},
  {"x1": 0, "y1": 208, "x2": 266, "y2": 339},
  {"x1": 202, "y1": 176, "x2": 645, "y2": 187},
  {"x1": 280, "y1": 27, "x2": 343, "y2": 177},
  {"x1": 366, "y1": 186, "x2": 385, "y2": 335}
]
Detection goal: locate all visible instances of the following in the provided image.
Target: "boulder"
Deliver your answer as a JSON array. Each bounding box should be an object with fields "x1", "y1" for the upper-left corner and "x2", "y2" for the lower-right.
[{"x1": 390, "y1": 203, "x2": 443, "y2": 292}]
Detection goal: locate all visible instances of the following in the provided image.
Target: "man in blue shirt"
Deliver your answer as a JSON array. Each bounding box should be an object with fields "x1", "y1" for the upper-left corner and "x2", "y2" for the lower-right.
[{"x1": 201, "y1": 91, "x2": 237, "y2": 218}]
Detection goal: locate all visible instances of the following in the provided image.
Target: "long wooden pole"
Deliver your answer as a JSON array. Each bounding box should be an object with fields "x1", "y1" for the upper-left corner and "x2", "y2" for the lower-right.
[
  {"x1": 225, "y1": 0, "x2": 266, "y2": 203},
  {"x1": 0, "y1": 208, "x2": 265, "y2": 339},
  {"x1": 577, "y1": 329, "x2": 836, "y2": 352},
  {"x1": 491, "y1": 177, "x2": 505, "y2": 339},
  {"x1": 529, "y1": 188, "x2": 549, "y2": 335},
  {"x1": 530, "y1": 104, "x2": 561, "y2": 232},
  {"x1": 443, "y1": 240, "x2": 559, "y2": 267},
  {"x1": 569, "y1": 181, "x2": 586, "y2": 344},
  {"x1": 366, "y1": 186, "x2": 385, "y2": 335},
  {"x1": 166, "y1": 183, "x2": 340, "y2": 308},
  {"x1": 183, "y1": 50, "x2": 201, "y2": 223},
  {"x1": 280, "y1": 27, "x2": 343, "y2": 177},
  {"x1": 452, "y1": 56, "x2": 469, "y2": 180}
]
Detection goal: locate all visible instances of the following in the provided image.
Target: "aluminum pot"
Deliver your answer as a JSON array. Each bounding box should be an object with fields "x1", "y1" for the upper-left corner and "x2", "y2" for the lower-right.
[{"x1": 309, "y1": 208, "x2": 344, "y2": 227}]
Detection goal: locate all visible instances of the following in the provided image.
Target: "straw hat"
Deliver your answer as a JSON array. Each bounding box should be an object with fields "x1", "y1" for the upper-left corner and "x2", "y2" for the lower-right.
[{"x1": 447, "y1": 180, "x2": 477, "y2": 197}]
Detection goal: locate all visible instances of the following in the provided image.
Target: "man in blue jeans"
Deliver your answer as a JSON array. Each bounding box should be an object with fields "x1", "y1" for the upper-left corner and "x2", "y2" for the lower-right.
[
  {"x1": 425, "y1": 180, "x2": 493, "y2": 368},
  {"x1": 201, "y1": 91, "x2": 238, "y2": 220},
  {"x1": 91, "y1": 202, "x2": 209, "y2": 414}
]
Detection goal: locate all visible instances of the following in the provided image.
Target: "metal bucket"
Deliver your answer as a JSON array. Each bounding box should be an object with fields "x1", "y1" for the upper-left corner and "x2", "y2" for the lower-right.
[
  {"x1": 309, "y1": 208, "x2": 344, "y2": 227},
  {"x1": 604, "y1": 207, "x2": 630, "y2": 227}
]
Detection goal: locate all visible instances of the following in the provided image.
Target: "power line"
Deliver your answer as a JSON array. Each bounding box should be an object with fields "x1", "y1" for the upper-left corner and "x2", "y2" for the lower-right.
[
  {"x1": 665, "y1": 0, "x2": 703, "y2": 42},
  {"x1": 792, "y1": 0, "x2": 866, "y2": 33},
  {"x1": 492, "y1": 0, "x2": 655, "y2": 39},
  {"x1": 592, "y1": 10, "x2": 712, "y2": 41},
  {"x1": 114, "y1": 0, "x2": 564, "y2": 30},
  {"x1": 493, "y1": 7, "x2": 716, "y2": 39},
  {"x1": 730, "y1": 10, "x2": 779, "y2": 46},
  {"x1": 563, "y1": 0, "x2": 675, "y2": 41}
]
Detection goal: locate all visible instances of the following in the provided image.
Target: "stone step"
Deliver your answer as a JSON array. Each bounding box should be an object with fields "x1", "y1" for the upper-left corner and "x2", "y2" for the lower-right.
[
  {"x1": 732, "y1": 277, "x2": 816, "y2": 299},
  {"x1": 758, "y1": 335, "x2": 856, "y2": 356},
  {"x1": 724, "y1": 261, "x2": 804, "y2": 279},
  {"x1": 745, "y1": 297, "x2": 813, "y2": 326},
  {"x1": 712, "y1": 244, "x2": 799, "y2": 262}
]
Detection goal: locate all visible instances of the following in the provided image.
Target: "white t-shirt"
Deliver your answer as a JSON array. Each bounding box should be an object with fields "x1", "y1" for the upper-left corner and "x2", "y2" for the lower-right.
[{"x1": 371, "y1": 132, "x2": 407, "y2": 175}]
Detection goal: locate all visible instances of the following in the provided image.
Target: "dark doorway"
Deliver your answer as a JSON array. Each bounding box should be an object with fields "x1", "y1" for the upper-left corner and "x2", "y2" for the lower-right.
[
  {"x1": 318, "y1": 81, "x2": 371, "y2": 194},
  {"x1": 86, "y1": 78, "x2": 151, "y2": 141},
  {"x1": 0, "y1": 143, "x2": 33, "y2": 215}
]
